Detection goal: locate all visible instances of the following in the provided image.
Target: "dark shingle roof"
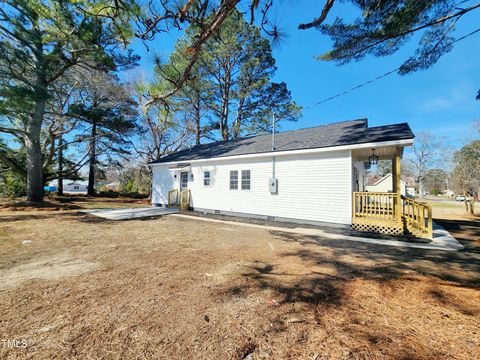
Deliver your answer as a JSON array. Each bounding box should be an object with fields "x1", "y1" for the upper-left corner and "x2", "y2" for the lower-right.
[{"x1": 150, "y1": 119, "x2": 414, "y2": 164}]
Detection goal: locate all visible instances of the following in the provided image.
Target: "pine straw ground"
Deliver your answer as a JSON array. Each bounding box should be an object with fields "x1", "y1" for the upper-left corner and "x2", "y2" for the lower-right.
[{"x1": 0, "y1": 197, "x2": 479, "y2": 359}]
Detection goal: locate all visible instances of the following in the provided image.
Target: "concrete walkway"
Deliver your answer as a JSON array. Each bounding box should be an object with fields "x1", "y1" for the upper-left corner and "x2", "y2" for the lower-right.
[
  {"x1": 172, "y1": 214, "x2": 464, "y2": 251},
  {"x1": 81, "y1": 207, "x2": 179, "y2": 220}
]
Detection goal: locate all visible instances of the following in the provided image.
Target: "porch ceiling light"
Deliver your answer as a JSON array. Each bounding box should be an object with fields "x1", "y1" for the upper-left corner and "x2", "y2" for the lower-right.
[{"x1": 369, "y1": 149, "x2": 379, "y2": 166}]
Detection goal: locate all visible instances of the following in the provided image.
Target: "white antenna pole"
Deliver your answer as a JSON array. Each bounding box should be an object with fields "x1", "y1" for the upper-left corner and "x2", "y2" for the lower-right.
[
  {"x1": 272, "y1": 112, "x2": 275, "y2": 151},
  {"x1": 271, "y1": 112, "x2": 276, "y2": 181}
]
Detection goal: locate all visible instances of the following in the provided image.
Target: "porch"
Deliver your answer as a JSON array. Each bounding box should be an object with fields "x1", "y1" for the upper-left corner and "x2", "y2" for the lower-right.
[{"x1": 351, "y1": 147, "x2": 433, "y2": 239}]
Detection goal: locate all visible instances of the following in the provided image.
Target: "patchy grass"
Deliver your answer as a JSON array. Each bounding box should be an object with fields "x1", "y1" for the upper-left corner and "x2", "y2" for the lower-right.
[
  {"x1": 0, "y1": 198, "x2": 478, "y2": 359},
  {"x1": 430, "y1": 201, "x2": 465, "y2": 209}
]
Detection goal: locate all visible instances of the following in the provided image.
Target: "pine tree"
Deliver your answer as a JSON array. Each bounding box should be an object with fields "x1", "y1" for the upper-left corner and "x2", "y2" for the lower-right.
[
  {"x1": 305, "y1": 1, "x2": 480, "y2": 75},
  {"x1": 152, "y1": 11, "x2": 300, "y2": 143},
  {"x1": 68, "y1": 71, "x2": 138, "y2": 195},
  {"x1": 0, "y1": 0, "x2": 138, "y2": 202}
]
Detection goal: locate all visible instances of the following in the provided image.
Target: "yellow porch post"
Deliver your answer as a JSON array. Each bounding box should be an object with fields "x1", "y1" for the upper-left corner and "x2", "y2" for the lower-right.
[{"x1": 393, "y1": 153, "x2": 401, "y2": 220}]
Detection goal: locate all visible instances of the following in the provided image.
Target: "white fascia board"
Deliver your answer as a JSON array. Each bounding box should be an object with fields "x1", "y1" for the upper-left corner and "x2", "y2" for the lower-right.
[{"x1": 150, "y1": 138, "x2": 414, "y2": 167}]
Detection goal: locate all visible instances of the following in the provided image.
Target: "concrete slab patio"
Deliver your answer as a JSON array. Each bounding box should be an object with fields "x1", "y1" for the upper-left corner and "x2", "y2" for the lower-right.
[{"x1": 81, "y1": 207, "x2": 179, "y2": 220}]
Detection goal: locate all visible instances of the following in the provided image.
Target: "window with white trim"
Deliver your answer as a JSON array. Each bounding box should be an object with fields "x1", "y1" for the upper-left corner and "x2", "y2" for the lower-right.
[
  {"x1": 229, "y1": 170, "x2": 238, "y2": 190},
  {"x1": 203, "y1": 171, "x2": 211, "y2": 186},
  {"x1": 241, "y1": 170, "x2": 251, "y2": 190}
]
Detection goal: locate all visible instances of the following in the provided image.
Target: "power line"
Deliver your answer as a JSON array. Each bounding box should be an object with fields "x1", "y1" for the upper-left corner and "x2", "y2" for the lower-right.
[{"x1": 304, "y1": 27, "x2": 480, "y2": 110}]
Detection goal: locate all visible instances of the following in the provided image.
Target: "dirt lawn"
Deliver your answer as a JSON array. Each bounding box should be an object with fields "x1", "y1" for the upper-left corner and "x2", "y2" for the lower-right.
[{"x1": 0, "y1": 197, "x2": 479, "y2": 359}]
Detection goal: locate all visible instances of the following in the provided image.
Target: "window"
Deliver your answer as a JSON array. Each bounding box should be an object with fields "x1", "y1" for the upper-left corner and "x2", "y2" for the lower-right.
[
  {"x1": 241, "y1": 170, "x2": 251, "y2": 190},
  {"x1": 229, "y1": 170, "x2": 238, "y2": 190},
  {"x1": 204, "y1": 171, "x2": 211, "y2": 186}
]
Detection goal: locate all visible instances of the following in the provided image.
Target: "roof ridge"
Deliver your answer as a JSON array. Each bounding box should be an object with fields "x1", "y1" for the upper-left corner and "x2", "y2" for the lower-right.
[
  {"x1": 170, "y1": 118, "x2": 369, "y2": 151},
  {"x1": 367, "y1": 122, "x2": 409, "y2": 130},
  {"x1": 246, "y1": 118, "x2": 368, "y2": 140}
]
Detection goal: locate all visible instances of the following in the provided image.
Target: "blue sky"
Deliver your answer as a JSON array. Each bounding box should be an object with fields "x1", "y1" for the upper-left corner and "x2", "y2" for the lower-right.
[{"x1": 128, "y1": 2, "x2": 480, "y2": 149}]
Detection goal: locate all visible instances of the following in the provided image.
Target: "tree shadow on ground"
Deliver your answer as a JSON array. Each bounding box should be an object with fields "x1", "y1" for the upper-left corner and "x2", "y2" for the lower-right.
[
  {"x1": 428, "y1": 287, "x2": 478, "y2": 316},
  {"x1": 219, "y1": 228, "x2": 479, "y2": 313},
  {"x1": 0, "y1": 213, "x2": 74, "y2": 223},
  {"x1": 434, "y1": 217, "x2": 480, "y2": 253},
  {"x1": 272, "y1": 230, "x2": 480, "y2": 289},
  {"x1": 218, "y1": 260, "x2": 346, "y2": 306},
  {"x1": 0, "y1": 200, "x2": 82, "y2": 211}
]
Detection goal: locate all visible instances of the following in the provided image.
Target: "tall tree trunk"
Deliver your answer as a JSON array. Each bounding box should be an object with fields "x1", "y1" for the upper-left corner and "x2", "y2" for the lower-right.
[
  {"x1": 418, "y1": 180, "x2": 425, "y2": 198},
  {"x1": 57, "y1": 132, "x2": 64, "y2": 196},
  {"x1": 87, "y1": 120, "x2": 97, "y2": 196},
  {"x1": 220, "y1": 92, "x2": 230, "y2": 140},
  {"x1": 25, "y1": 132, "x2": 44, "y2": 203},
  {"x1": 469, "y1": 197, "x2": 475, "y2": 215},
  {"x1": 233, "y1": 98, "x2": 244, "y2": 140},
  {"x1": 195, "y1": 94, "x2": 201, "y2": 145},
  {"x1": 219, "y1": 71, "x2": 231, "y2": 141},
  {"x1": 25, "y1": 99, "x2": 46, "y2": 203}
]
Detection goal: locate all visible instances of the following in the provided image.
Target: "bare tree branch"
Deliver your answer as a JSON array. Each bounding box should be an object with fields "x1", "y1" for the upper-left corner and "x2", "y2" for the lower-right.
[{"x1": 298, "y1": 0, "x2": 335, "y2": 30}]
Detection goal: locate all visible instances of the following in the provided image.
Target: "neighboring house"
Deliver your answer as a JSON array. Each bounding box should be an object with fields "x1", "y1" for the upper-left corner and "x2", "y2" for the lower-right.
[
  {"x1": 366, "y1": 173, "x2": 407, "y2": 197},
  {"x1": 47, "y1": 180, "x2": 88, "y2": 194},
  {"x1": 150, "y1": 118, "x2": 429, "y2": 235},
  {"x1": 442, "y1": 189, "x2": 455, "y2": 199}
]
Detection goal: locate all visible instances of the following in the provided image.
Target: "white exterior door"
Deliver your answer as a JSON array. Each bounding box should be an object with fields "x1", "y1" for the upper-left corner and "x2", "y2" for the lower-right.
[{"x1": 180, "y1": 172, "x2": 188, "y2": 191}]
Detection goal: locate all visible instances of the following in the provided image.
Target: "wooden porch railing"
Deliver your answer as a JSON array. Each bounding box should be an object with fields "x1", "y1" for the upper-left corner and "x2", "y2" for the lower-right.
[
  {"x1": 168, "y1": 189, "x2": 178, "y2": 206},
  {"x1": 401, "y1": 195, "x2": 433, "y2": 239},
  {"x1": 168, "y1": 188, "x2": 190, "y2": 211},
  {"x1": 180, "y1": 189, "x2": 191, "y2": 211},
  {"x1": 352, "y1": 192, "x2": 433, "y2": 238},
  {"x1": 352, "y1": 192, "x2": 397, "y2": 220}
]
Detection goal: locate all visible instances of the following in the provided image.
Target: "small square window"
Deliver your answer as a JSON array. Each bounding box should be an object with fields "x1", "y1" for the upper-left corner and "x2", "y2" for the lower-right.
[
  {"x1": 204, "y1": 171, "x2": 210, "y2": 186},
  {"x1": 230, "y1": 170, "x2": 238, "y2": 190},
  {"x1": 241, "y1": 170, "x2": 250, "y2": 190}
]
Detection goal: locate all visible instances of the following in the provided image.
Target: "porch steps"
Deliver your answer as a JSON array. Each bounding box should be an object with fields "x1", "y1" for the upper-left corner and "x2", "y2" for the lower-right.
[{"x1": 168, "y1": 189, "x2": 191, "y2": 211}]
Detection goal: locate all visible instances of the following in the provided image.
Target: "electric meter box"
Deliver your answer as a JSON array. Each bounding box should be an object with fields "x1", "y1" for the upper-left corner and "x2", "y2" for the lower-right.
[{"x1": 269, "y1": 178, "x2": 278, "y2": 194}]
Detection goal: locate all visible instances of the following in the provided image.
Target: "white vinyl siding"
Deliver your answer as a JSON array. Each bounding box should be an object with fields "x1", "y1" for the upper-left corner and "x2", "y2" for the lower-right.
[{"x1": 152, "y1": 150, "x2": 353, "y2": 225}]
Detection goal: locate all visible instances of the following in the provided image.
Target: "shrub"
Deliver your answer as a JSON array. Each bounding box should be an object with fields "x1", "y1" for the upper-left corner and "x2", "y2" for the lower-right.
[
  {"x1": 431, "y1": 188, "x2": 442, "y2": 196},
  {"x1": 0, "y1": 172, "x2": 26, "y2": 198}
]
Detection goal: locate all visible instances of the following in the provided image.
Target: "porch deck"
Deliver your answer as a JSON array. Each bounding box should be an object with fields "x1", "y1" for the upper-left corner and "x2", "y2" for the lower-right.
[
  {"x1": 352, "y1": 191, "x2": 433, "y2": 239},
  {"x1": 351, "y1": 149, "x2": 432, "y2": 239}
]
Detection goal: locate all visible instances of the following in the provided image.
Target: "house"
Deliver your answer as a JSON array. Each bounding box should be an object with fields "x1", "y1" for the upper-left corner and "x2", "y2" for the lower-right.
[
  {"x1": 366, "y1": 173, "x2": 408, "y2": 197},
  {"x1": 150, "y1": 119, "x2": 433, "y2": 238},
  {"x1": 47, "y1": 179, "x2": 88, "y2": 194},
  {"x1": 64, "y1": 181, "x2": 88, "y2": 193},
  {"x1": 442, "y1": 189, "x2": 455, "y2": 199}
]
